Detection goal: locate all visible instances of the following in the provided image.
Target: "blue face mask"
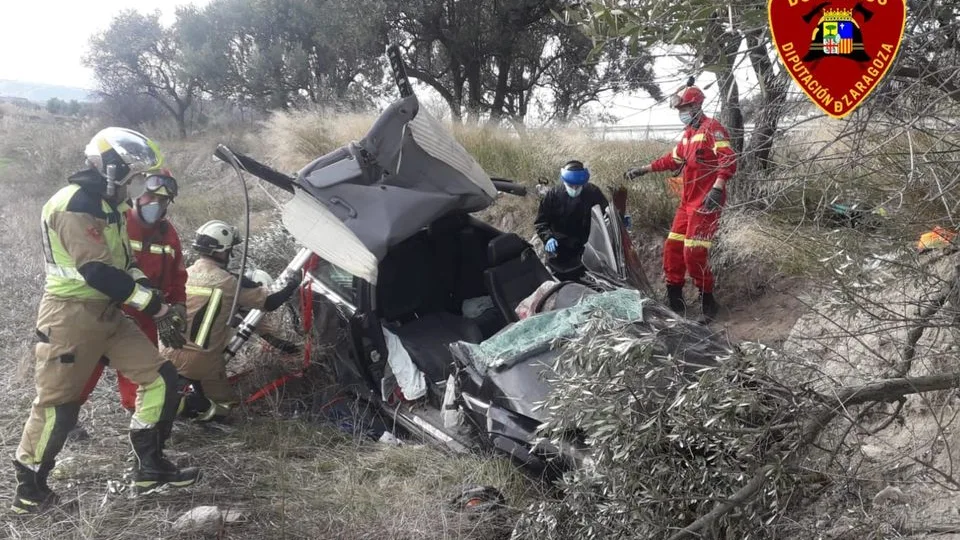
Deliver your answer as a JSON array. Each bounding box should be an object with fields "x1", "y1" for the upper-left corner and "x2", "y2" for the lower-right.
[
  {"x1": 138, "y1": 200, "x2": 166, "y2": 224},
  {"x1": 565, "y1": 184, "x2": 582, "y2": 198},
  {"x1": 679, "y1": 111, "x2": 695, "y2": 126}
]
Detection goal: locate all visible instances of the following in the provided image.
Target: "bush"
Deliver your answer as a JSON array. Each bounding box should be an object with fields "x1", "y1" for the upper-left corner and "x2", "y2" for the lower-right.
[{"x1": 512, "y1": 313, "x2": 805, "y2": 539}]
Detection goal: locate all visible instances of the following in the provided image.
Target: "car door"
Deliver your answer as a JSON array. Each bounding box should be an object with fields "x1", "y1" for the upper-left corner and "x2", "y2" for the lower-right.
[
  {"x1": 306, "y1": 261, "x2": 387, "y2": 400},
  {"x1": 581, "y1": 204, "x2": 628, "y2": 284}
]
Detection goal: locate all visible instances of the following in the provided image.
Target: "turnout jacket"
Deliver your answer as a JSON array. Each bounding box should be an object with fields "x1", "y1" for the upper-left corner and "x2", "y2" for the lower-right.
[
  {"x1": 40, "y1": 169, "x2": 161, "y2": 315},
  {"x1": 121, "y1": 210, "x2": 188, "y2": 342},
  {"x1": 649, "y1": 115, "x2": 737, "y2": 209},
  {"x1": 167, "y1": 257, "x2": 269, "y2": 358},
  {"x1": 162, "y1": 257, "x2": 299, "y2": 361}
]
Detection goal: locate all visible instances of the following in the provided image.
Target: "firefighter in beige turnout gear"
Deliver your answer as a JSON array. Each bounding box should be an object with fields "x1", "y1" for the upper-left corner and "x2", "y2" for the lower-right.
[
  {"x1": 12, "y1": 128, "x2": 200, "y2": 515},
  {"x1": 164, "y1": 220, "x2": 300, "y2": 422}
]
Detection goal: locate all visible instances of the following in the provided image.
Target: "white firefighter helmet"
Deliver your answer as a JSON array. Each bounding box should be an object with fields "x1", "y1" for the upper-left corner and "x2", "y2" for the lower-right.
[{"x1": 193, "y1": 220, "x2": 241, "y2": 256}]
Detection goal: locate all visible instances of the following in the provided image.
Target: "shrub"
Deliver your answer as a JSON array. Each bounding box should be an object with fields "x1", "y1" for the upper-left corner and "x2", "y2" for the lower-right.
[{"x1": 512, "y1": 313, "x2": 804, "y2": 539}]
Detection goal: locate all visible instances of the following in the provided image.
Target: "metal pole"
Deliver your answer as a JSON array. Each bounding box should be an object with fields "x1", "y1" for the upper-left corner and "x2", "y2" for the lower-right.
[{"x1": 223, "y1": 247, "x2": 314, "y2": 362}]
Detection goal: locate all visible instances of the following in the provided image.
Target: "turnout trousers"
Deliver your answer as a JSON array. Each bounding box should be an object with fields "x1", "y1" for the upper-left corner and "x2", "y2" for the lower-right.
[
  {"x1": 663, "y1": 205, "x2": 722, "y2": 294},
  {"x1": 78, "y1": 314, "x2": 158, "y2": 411},
  {"x1": 17, "y1": 296, "x2": 180, "y2": 467}
]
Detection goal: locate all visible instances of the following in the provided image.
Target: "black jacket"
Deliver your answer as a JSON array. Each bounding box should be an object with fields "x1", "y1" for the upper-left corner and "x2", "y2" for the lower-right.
[{"x1": 534, "y1": 183, "x2": 609, "y2": 265}]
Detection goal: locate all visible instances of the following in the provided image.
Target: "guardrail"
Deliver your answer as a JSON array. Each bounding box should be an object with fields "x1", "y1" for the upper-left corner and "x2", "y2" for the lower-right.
[{"x1": 581, "y1": 123, "x2": 822, "y2": 141}]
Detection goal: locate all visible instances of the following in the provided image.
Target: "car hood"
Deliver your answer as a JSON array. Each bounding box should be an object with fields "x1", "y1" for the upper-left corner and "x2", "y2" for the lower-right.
[{"x1": 281, "y1": 93, "x2": 496, "y2": 273}]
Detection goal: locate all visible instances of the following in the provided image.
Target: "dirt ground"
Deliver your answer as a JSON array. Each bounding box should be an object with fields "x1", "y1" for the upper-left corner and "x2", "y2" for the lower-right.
[{"x1": 715, "y1": 277, "x2": 809, "y2": 346}]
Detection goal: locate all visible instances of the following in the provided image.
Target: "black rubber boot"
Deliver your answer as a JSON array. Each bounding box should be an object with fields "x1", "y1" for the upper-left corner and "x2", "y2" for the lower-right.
[
  {"x1": 666, "y1": 284, "x2": 686, "y2": 316},
  {"x1": 10, "y1": 460, "x2": 57, "y2": 515},
  {"x1": 130, "y1": 423, "x2": 201, "y2": 495},
  {"x1": 699, "y1": 291, "x2": 720, "y2": 324}
]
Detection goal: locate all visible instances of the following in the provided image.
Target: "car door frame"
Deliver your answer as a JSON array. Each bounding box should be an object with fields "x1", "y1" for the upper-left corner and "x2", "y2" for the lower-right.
[{"x1": 306, "y1": 268, "x2": 388, "y2": 401}]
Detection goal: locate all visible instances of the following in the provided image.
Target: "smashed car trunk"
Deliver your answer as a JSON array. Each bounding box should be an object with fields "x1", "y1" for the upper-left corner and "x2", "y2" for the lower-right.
[{"x1": 291, "y1": 95, "x2": 497, "y2": 262}]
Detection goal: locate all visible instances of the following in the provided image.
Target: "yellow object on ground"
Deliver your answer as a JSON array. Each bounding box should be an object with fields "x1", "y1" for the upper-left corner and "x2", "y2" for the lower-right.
[{"x1": 917, "y1": 226, "x2": 958, "y2": 252}]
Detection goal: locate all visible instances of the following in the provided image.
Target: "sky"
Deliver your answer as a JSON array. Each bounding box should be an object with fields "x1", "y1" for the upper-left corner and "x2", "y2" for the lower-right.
[
  {"x1": 0, "y1": 0, "x2": 762, "y2": 128},
  {"x1": 0, "y1": 0, "x2": 207, "y2": 88}
]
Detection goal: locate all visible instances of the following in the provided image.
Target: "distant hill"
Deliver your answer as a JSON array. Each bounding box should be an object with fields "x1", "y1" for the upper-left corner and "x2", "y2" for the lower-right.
[{"x1": 0, "y1": 80, "x2": 95, "y2": 104}]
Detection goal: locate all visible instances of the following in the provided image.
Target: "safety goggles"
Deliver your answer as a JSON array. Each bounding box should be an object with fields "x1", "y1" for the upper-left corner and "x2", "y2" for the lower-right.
[{"x1": 144, "y1": 173, "x2": 179, "y2": 201}]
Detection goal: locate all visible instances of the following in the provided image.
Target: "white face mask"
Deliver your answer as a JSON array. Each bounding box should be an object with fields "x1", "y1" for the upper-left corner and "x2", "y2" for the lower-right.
[
  {"x1": 138, "y1": 201, "x2": 165, "y2": 224},
  {"x1": 565, "y1": 184, "x2": 582, "y2": 198}
]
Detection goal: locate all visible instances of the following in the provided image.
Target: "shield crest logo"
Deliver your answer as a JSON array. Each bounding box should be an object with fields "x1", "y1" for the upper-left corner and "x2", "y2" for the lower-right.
[{"x1": 768, "y1": 0, "x2": 907, "y2": 119}]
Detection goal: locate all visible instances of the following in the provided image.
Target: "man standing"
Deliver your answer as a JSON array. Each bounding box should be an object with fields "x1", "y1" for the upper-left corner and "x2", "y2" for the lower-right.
[
  {"x1": 13, "y1": 128, "x2": 199, "y2": 514},
  {"x1": 164, "y1": 220, "x2": 300, "y2": 423},
  {"x1": 535, "y1": 160, "x2": 611, "y2": 281},
  {"x1": 79, "y1": 170, "x2": 187, "y2": 412},
  {"x1": 625, "y1": 82, "x2": 737, "y2": 323}
]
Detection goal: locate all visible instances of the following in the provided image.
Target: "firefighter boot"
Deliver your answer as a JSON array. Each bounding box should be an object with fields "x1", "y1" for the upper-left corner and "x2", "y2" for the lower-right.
[
  {"x1": 666, "y1": 284, "x2": 686, "y2": 316},
  {"x1": 10, "y1": 460, "x2": 58, "y2": 515},
  {"x1": 130, "y1": 423, "x2": 201, "y2": 495},
  {"x1": 699, "y1": 291, "x2": 720, "y2": 324}
]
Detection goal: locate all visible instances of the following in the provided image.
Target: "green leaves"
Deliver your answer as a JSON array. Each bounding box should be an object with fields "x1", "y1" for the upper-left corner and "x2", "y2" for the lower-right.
[{"x1": 511, "y1": 309, "x2": 806, "y2": 538}]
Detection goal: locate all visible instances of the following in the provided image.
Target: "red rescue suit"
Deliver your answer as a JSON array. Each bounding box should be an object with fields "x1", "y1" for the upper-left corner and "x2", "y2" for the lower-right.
[
  {"x1": 79, "y1": 209, "x2": 188, "y2": 410},
  {"x1": 649, "y1": 115, "x2": 736, "y2": 293}
]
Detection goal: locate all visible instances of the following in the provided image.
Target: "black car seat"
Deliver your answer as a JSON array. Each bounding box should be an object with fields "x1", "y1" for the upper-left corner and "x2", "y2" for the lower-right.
[
  {"x1": 377, "y1": 228, "x2": 484, "y2": 384},
  {"x1": 483, "y1": 233, "x2": 556, "y2": 323}
]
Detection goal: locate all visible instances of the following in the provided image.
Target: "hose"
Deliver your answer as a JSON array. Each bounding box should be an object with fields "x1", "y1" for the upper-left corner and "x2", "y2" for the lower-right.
[{"x1": 213, "y1": 144, "x2": 252, "y2": 330}]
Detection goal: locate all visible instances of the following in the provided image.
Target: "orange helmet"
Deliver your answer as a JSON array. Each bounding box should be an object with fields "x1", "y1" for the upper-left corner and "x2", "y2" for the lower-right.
[{"x1": 670, "y1": 85, "x2": 705, "y2": 109}]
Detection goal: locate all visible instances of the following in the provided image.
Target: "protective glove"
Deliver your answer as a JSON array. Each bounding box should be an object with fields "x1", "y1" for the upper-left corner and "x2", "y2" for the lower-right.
[
  {"x1": 545, "y1": 238, "x2": 558, "y2": 254},
  {"x1": 155, "y1": 304, "x2": 187, "y2": 349},
  {"x1": 624, "y1": 167, "x2": 648, "y2": 180},
  {"x1": 171, "y1": 303, "x2": 188, "y2": 334},
  {"x1": 702, "y1": 186, "x2": 724, "y2": 212}
]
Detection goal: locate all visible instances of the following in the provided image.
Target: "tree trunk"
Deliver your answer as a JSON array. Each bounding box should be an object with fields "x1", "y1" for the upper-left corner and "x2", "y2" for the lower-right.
[
  {"x1": 741, "y1": 73, "x2": 787, "y2": 175},
  {"x1": 465, "y1": 60, "x2": 482, "y2": 125},
  {"x1": 716, "y1": 71, "x2": 744, "y2": 155},
  {"x1": 487, "y1": 54, "x2": 512, "y2": 126},
  {"x1": 734, "y1": 30, "x2": 789, "y2": 201},
  {"x1": 175, "y1": 106, "x2": 188, "y2": 138}
]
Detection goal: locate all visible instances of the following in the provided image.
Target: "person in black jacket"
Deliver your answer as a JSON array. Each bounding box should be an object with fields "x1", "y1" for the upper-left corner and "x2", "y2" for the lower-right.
[{"x1": 534, "y1": 160, "x2": 610, "y2": 281}]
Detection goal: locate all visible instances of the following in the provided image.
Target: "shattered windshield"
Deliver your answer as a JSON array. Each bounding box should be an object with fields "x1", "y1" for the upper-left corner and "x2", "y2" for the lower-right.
[{"x1": 452, "y1": 288, "x2": 648, "y2": 373}]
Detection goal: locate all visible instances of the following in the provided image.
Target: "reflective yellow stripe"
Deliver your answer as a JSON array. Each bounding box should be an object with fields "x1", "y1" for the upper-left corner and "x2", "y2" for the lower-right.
[
  {"x1": 199, "y1": 400, "x2": 233, "y2": 421},
  {"x1": 31, "y1": 408, "x2": 56, "y2": 465},
  {"x1": 126, "y1": 283, "x2": 154, "y2": 311},
  {"x1": 187, "y1": 285, "x2": 223, "y2": 348},
  {"x1": 691, "y1": 133, "x2": 706, "y2": 142},
  {"x1": 45, "y1": 263, "x2": 83, "y2": 280},
  {"x1": 667, "y1": 232, "x2": 685, "y2": 242},
  {"x1": 129, "y1": 267, "x2": 147, "y2": 283},
  {"x1": 714, "y1": 140, "x2": 731, "y2": 150},
  {"x1": 684, "y1": 239, "x2": 713, "y2": 248},
  {"x1": 129, "y1": 240, "x2": 175, "y2": 255},
  {"x1": 671, "y1": 147, "x2": 682, "y2": 163},
  {"x1": 132, "y1": 375, "x2": 166, "y2": 428}
]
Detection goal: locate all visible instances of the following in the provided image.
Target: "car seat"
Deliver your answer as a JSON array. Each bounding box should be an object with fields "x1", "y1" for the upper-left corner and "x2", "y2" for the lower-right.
[{"x1": 483, "y1": 233, "x2": 556, "y2": 323}]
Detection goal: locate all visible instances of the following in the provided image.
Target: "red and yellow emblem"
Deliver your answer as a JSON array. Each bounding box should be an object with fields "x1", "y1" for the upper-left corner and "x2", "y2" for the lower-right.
[{"x1": 768, "y1": 0, "x2": 907, "y2": 119}]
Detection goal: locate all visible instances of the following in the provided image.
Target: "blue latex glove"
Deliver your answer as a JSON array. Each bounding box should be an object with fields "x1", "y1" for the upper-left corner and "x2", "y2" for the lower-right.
[
  {"x1": 545, "y1": 238, "x2": 558, "y2": 253},
  {"x1": 622, "y1": 215, "x2": 632, "y2": 229}
]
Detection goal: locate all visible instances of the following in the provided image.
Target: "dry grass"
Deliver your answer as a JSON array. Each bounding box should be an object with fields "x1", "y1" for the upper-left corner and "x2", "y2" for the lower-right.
[
  {"x1": 0, "y1": 105, "x2": 542, "y2": 539},
  {"x1": 2, "y1": 98, "x2": 945, "y2": 537}
]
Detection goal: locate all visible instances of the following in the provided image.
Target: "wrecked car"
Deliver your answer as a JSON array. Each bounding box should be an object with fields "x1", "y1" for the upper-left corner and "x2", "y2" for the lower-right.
[{"x1": 214, "y1": 45, "x2": 735, "y2": 478}]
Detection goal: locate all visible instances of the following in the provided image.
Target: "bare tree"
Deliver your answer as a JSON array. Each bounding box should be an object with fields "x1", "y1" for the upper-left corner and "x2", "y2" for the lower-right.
[{"x1": 85, "y1": 10, "x2": 201, "y2": 138}]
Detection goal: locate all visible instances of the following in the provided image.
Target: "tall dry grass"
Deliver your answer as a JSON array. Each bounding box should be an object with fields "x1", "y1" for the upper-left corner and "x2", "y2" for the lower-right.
[{"x1": 0, "y1": 103, "x2": 542, "y2": 539}]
